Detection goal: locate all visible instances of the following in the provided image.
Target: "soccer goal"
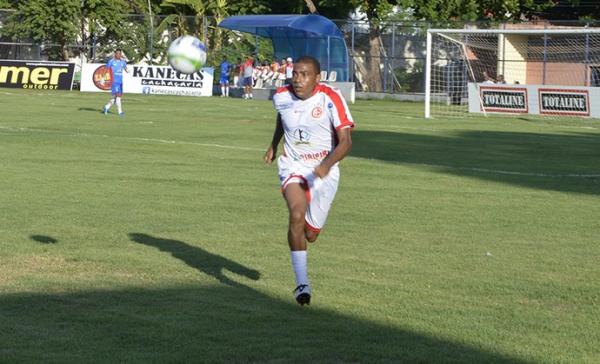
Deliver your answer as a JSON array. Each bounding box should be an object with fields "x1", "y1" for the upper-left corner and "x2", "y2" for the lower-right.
[{"x1": 425, "y1": 28, "x2": 600, "y2": 119}]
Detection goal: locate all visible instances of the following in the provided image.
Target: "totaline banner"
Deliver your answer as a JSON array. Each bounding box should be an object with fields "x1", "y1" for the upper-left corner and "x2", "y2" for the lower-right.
[
  {"x1": 0, "y1": 60, "x2": 75, "y2": 90},
  {"x1": 468, "y1": 84, "x2": 600, "y2": 118},
  {"x1": 80, "y1": 63, "x2": 213, "y2": 96}
]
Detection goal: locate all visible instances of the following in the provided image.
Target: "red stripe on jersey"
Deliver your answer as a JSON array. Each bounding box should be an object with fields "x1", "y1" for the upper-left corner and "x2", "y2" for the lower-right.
[
  {"x1": 275, "y1": 85, "x2": 293, "y2": 94},
  {"x1": 316, "y1": 84, "x2": 354, "y2": 130}
]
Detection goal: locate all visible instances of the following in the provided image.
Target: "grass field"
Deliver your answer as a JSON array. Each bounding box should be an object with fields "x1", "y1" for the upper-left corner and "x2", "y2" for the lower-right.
[{"x1": 1, "y1": 88, "x2": 599, "y2": 363}]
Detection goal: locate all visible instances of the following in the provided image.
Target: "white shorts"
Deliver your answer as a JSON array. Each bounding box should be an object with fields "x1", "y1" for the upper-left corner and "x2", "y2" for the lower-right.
[{"x1": 278, "y1": 155, "x2": 340, "y2": 233}]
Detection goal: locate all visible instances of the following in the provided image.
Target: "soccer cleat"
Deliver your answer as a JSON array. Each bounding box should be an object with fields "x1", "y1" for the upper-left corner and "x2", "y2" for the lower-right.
[
  {"x1": 119, "y1": 112, "x2": 125, "y2": 117},
  {"x1": 102, "y1": 107, "x2": 108, "y2": 115},
  {"x1": 294, "y1": 284, "x2": 311, "y2": 306}
]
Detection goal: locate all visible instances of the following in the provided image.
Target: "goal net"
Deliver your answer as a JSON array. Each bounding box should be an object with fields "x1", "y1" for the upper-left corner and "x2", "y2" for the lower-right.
[{"x1": 425, "y1": 28, "x2": 600, "y2": 119}]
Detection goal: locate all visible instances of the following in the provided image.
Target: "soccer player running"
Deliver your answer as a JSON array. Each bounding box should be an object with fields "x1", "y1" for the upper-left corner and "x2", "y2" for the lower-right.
[
  {"x1": 219, "y1": 56, "x2": 231, "y2": 97},
  {"x1": 103, "y1": 48, "x2": 128, "y2": 116},
  {"x1": 264, "y1": 56, "x2": 354, "y2": 306}
]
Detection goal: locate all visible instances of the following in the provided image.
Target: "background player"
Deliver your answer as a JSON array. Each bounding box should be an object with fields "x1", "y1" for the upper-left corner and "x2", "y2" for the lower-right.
[
  {"x1": 219, "y1": 56, "x2": 231, "y2": 97},
  {"x1": 240, "y1": 55, "x2": 254, "y2": 99},
  {"x1": 103, "y1": 48, "x2": 128, "y2": 116},
  {"x1": 263, "y1": 56, "x2": 354, "y2": 305}
]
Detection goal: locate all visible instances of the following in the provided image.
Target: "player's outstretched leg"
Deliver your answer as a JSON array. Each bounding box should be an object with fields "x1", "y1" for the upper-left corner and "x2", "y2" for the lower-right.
[
  {"x1": 284, "y1": 183, "x2": 311, "y2": 305},
  {"x1": 103, "y1": 98, "x2": 114, "y2": 114}
]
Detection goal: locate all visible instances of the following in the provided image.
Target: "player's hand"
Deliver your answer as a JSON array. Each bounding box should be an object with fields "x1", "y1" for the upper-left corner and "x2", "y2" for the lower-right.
[
  {"x1": 263, "y1": 147, "x2": 276, "y2": 165},
  {"x1": 314, "y1": 163, "x2": 331, "y2": 178}
]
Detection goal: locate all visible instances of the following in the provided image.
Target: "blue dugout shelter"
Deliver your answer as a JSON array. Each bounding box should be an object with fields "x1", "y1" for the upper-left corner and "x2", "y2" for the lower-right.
[{"x1": 218, "y1": 14, "x2": 349, "y2": 82}]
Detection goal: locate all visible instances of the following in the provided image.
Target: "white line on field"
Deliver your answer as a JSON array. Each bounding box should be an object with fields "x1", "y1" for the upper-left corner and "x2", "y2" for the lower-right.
[{"x1": 1, "y1": 124, "x2": 599, "y2": 179}]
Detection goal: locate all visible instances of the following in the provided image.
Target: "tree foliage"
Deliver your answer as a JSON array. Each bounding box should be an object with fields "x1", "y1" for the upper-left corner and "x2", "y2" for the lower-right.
[{"x1": 408, "y1": 0, "x2": 556, "y2": 23}]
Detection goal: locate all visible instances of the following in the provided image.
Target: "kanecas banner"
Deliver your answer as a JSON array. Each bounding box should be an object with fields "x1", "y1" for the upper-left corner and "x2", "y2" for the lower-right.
[{"x1": 80, "y1": 63, "x2": 214, "y2": 96}]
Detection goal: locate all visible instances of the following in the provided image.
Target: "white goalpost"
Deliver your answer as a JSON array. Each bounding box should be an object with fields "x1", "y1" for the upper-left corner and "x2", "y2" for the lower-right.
[{"x1": 425, "y1": 28, "x2": 600, "y2": 119}]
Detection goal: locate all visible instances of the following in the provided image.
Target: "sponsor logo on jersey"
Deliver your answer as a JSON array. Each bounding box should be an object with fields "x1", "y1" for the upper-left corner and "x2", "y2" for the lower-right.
[
  {"x1": 300, "y1": 150, "x2": 329, "y2": 161},
  {"x1": 293, "y1": 128, "x2": 311, "y2": 144},
  {"x1": 276, "y1": 102, "x2": 293, "y2": 110}
]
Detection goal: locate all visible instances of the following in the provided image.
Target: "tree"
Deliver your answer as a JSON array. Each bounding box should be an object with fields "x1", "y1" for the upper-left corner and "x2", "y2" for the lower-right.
[
  {"x1": 159, "y1": 0, "x2": 270, "y2": 66},
  {"x1": 541, "y1": 0, "x2": 600, "y2": 21},
  {"x1": 0, "y1": 0, "x2": 15, "y2": 9},
  {"x1": 80, "y1": 0, "x2": 130, "y2": 61},
  {"x1": 348, "y1": 0, "x2": 400, "y2": 92},
  {"x1": 11, "y1": 0, "x2": 80, "y2": 60},
  {"x1": 408, "y1": 0, "x2": 555, "y2": 23}
]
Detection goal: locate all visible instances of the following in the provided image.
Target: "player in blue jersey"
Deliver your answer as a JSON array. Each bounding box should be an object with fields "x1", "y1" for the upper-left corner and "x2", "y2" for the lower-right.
[
  {"x1": 219, "y1": 56, "x2": 231, "y2": 97},
  {"x1": 102, "y1": 48, "x2": 128, "y2": 116}
]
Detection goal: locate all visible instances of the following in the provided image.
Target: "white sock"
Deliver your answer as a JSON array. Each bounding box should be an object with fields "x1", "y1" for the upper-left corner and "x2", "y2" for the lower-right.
[
  {"x1": 291, "y1": 250, "x2": 309, "y2": 287},
  {"x1": 225, "y1": 87, "x2": 229, "y2": 97},
  {"x1": 116, "y1": 97, "x2": 122, "y2": 113},
  {"x1": 104, "y1": 99, "x2": 114, "y2": 110},
  {"x1": 221, "y1": 86, "x2": 225, "y2": 96},
  {"x1": 250, "y1": 93, "x2": 253, "y2": 98}
]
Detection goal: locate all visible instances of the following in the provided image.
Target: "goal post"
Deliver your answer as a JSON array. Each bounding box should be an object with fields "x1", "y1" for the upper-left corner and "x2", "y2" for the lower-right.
[{"x1": 425, "y1": 28, "x2": 600, "y2": 119}]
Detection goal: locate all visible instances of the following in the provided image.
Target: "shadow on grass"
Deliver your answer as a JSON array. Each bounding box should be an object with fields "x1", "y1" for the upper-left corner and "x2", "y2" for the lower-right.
[
  {"x1": 0, "y1": 233, "x2": 532, "y2": 363},
  {"x1": 352, "y1": 129, "x2": 600, "y2": 195},
  {"x1": 29, "y1": 235, "x2": 58, "y2": 244},
  {"x1": 77, "y1": 107, "x2": 103, "y2": 113},
  {"x1": 129, "y1": 233, "x2": 260, "y2": 286}
]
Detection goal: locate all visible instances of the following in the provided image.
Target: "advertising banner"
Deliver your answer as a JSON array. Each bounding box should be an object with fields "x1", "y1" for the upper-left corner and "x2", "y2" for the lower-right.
[
  {"x1": 468, "y1": 83, "x2": 600, "y2": 118},
  {"x1": 538, "y1": 88, "x2": 590, "y2": 116},
  {"x1": 479, "y1": 86, "x2": 528, "y2": 113},
  {"x1": 80, "y1": 63, "x2": 213, "y2": 96},
  {"x1": 0, "y1": 60, "x2": 75, "y2": 90}
]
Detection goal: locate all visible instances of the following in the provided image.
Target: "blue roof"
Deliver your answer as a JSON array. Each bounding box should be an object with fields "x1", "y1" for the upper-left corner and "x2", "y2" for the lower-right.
[
  {"x1": 218, "y1": 14, "x2": 343, "y2": 39},
  {"x1": 218, "y1": 15, "x2": 349, "y2": 81}
]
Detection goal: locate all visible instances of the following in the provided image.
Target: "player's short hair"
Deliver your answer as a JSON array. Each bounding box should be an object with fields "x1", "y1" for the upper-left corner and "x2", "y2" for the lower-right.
[
  {"x1": 115, "y1": 48, "x2": 122, "y2": 53},
  {"x1": 295, "y1": 56, "x2": 321, "y2": 74}
]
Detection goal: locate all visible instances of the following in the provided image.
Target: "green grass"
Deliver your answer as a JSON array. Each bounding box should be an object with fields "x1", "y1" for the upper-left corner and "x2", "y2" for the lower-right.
[{"x1": 1, "y1": 89, "x2": 599, "y2": 363}]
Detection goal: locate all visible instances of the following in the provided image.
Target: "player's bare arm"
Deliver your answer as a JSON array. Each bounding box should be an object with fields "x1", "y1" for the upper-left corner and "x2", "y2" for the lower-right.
[
  {"x1": 264, "y1": 113, "x2": 284, "y2": 164},
  {"x1": 314, "y1": 127, "x2": 352, "y2": 178}
]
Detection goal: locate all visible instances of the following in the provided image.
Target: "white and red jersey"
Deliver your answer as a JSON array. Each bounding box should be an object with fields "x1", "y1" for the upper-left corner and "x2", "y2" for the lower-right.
[{"x1": 273, "y1": 83, "x2": 354, "y2": 168}]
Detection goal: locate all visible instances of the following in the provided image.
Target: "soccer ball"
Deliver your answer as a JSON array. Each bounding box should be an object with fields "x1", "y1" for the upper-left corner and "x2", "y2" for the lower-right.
[{"x1": 167, "y1": 35, "x2": 207, "y2": 74}]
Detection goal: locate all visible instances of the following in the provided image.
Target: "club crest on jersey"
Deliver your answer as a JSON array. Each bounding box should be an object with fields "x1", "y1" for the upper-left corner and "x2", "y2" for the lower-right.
[{"x1": 311, "y1": 106, "x2": 323, "y2": 119}]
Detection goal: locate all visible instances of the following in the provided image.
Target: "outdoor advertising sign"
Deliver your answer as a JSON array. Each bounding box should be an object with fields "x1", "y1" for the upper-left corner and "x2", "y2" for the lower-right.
[
  {"x1": 468, "y1": 83, "x2": 600, "y2": 118},
  {"x1": 80, "y1": 63, "x2": 213, "y2": 96},
  {"x1": 479, "y1": 86, "x2": 529, "y2": 113},
  {"x1": 538, "y1": 88, "x2": 590, "y2": 116},
  {"x1": 0, "y1": 60, "x2": 75, "y2": 90}
]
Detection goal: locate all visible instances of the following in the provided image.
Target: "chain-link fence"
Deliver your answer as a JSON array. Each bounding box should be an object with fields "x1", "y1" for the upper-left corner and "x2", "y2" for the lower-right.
[{"x1": 1, "y1": 9, "x2": 598, "y2": 94}]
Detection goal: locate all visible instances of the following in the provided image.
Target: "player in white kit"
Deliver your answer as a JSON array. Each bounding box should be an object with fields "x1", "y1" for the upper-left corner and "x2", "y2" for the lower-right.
[{"x1": 263, "y1": 56, "x2": 354, "y2": 305}]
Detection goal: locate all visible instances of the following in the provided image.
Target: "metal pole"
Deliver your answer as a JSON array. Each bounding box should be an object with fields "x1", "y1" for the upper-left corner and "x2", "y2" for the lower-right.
[
  {"x1": 255, "y1": 33, "x2": 259, "y2": 59},
  {"x1": 425, "y1": 30, "x2": 432, "y2": 119},
  {"x1": 391, "y1": 23, "x2": 395, "y2": 93},
  {"x1": 351, "y1": 21, "x2": 355, "y2": 83},
  {"x1": 543, "y1": 25, "x2": 547, "y2": 85},
  {"x1": 584, "y1": 23, "x2": 590, "y2": 86},
  {"x1": 327, "y1": 36, "x2": 331, "y2": 76},
  {"x1": 383, "y1": 57, "x2": 387, "y2": 92},
  {"x1": 148, "y1": 0, "x2": 153, "y2": 65}
]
